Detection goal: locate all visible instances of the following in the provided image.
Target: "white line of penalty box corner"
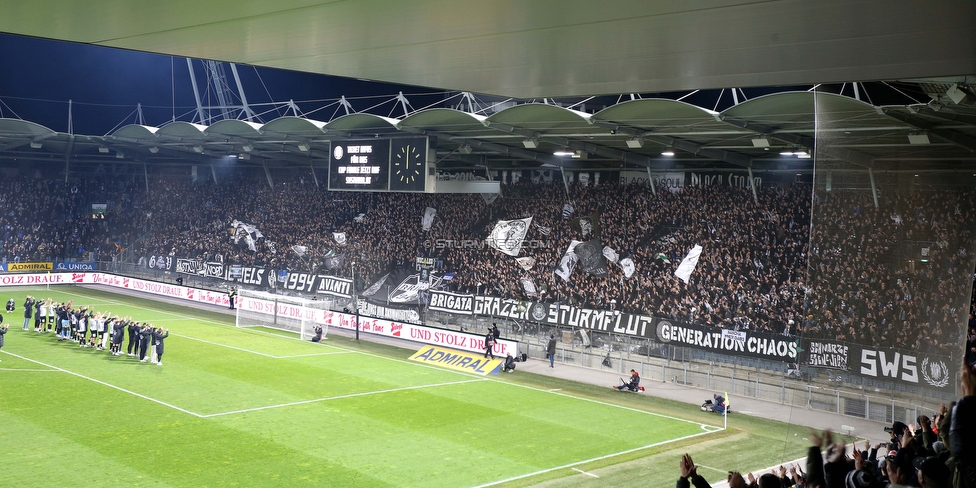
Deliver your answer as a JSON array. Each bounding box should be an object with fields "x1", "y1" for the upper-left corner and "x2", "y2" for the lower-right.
[
  {"x1": 12, "y1": 287, "x2": 724, "y2": 433},
  {"x1": 2, "y1": 349, "x2": 489, "y2": 419}
]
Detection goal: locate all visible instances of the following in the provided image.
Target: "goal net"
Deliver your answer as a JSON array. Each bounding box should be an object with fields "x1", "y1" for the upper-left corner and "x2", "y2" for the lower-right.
[{"x1": 235, "y1": 289, "x2": 333, "y2": 341}]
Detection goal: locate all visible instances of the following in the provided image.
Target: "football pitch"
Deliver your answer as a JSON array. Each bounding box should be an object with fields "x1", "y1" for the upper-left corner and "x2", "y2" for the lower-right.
[{"x1": 0, "y1": 286, "x2": 812, "y2": 487}]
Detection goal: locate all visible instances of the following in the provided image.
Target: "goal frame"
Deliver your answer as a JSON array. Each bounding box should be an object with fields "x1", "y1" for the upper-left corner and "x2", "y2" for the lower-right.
[{"x1": 234, "y1": 289, "x2": 332, "y2": 341}]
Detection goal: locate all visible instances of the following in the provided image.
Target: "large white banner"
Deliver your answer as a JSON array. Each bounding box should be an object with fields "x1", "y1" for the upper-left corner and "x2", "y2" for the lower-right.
[
  {"x1": 486, "y1": 217, "x2": 532, "y2": 257},
  {"x1": 421, "y1": 207, "x2": 437, "y2": 231},
  {"x1": 674, "y1": 244, "x2": 703, "y2": 284}
]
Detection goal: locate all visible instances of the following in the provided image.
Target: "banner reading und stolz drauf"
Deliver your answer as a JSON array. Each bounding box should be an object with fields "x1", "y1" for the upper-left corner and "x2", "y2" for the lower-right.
[{"x1": 0, "y1": 271, "x2": 516, "y2": 358}]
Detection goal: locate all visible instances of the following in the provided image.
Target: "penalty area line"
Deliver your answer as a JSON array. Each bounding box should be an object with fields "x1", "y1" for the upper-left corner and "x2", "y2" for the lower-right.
[
  {"x1": 571, "y1": 468, "x2": 599, "y2": 478},
  {"x1": 0, "y1": 350, "x2": 203, "y2": 418},
  {"x1": 472, "y1": 430, "x2": 713, "y2": 488},
  {"x1": 202, "y1": 378, "x2": 487, "y2": 418}
]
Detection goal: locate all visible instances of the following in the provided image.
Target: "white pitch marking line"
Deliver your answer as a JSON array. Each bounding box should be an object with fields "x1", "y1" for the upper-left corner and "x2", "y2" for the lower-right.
[
  {"x1": 202, "y1": 378, "x2": 487, "y2": 418},
  {"x1": 170, "y1": 333, "x2": 350, "y2": 359},
  {"x1": 697, "y1": 464, "x2": 729, "y2": 474},
  {"x1": 571, "y1": 468, "x2": 599, "y2": 478},
  {"x1": 169, "y1": 333, "x2": 277, "y2": 358},
  {"x1": 0, "y1": 350, "x2": 204, "y2": 418},
  {"x1": 57, "y1": 287, "x2": 722, "y2": 433},
  {"x1": 0, "y1": 367, "x2": 61, "y2": 372},
  {"x1": 274, "y1": 351, "x2": 353, "y2": 358},
  {"x1": 547, "y1": 388, "x2": 562, "y2": 392},
  {"x1": 472, "y1": 430, "x2": 712, "y2": 488},
  {"x1": 490, "y1": 377, "x2": 720, "y2": 431}
]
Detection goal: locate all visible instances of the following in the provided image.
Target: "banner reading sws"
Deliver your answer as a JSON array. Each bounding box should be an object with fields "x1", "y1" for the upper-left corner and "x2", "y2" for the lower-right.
[{"x1": 802, "y1": 339, "x2": 953, "y2": 390}]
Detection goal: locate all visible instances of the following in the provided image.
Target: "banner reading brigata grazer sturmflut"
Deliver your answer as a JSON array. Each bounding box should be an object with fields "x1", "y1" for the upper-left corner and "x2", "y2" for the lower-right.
[
  {"x1": 655, "y1": 320, "x2": 800, "y2": 362},
  {"x1": 427, "y1": 290, "x2": 655, "y2": 339}
]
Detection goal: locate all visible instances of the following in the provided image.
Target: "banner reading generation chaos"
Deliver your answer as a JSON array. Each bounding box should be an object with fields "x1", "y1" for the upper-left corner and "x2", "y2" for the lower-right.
[
  {"x1": 1, "y1": 262, "x2": 53, "y2": 273},
  {"x1": 654, "y1": 320, "x2": 800, "y2": 362}
]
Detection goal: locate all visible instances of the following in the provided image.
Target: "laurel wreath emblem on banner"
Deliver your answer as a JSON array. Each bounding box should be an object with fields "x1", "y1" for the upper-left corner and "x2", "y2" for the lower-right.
[{"x1": 921, "y1": 358, "x2": 949, "y2": 388}]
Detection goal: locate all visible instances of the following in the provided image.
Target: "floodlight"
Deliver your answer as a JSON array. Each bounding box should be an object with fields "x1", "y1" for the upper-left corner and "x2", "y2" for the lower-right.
[
  {"x1": 522, "y1": 138, "x2": 539, "y2": 149},
  {"x1": 625, "y1": 138, "x2": 643, "y2": 149}
]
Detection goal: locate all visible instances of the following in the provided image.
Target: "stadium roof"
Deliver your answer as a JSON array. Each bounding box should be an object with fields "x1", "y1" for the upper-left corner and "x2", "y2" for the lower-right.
[
  {"x1": 0, "y1": 3, "x2": 974, "y2": 175},
  {"x1": 0, "y1": 1, "x2": 973, "y2": 99},
  {"x1": 2, "y1": 90, "x2": 976, "y2": 174}
]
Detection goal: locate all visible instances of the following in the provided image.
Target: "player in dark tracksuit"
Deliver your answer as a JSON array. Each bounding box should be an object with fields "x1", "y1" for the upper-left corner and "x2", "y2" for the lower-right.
[
  {"x1": 138, "y1": 325, "x2": 152, "y2": 362},
  {"x1": 127, "y1": 321, "x2": 139, "y2": 356},
  {"x1": 33, "y1": 300, "x2": 42, "y2": 332},
  {"x1": 110, "y1": 318, "x2": 127, "y2": 356},
  {"x1": 152, "y1": 327, "x2": 169, "y2": 365},
  {"x1": 22, "y1": 296, "x2": 33, "y2": 330}
]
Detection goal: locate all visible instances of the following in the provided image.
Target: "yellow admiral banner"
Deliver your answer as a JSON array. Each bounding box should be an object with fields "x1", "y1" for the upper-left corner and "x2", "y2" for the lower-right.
[
  {"x1": 409, "y1": 345, "x2": 503, "y2": 375},
  {"x1": 5, "y1": 262, "x2": 53, "y2": 272}
]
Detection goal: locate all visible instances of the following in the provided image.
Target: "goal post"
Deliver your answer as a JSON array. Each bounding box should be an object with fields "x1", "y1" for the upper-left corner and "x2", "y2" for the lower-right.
[{"x1": 235, "y1": 289, "x2": 332, "y2": 341}]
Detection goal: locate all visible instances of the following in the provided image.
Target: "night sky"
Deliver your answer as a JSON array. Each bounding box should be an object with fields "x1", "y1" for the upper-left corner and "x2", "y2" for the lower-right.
[
  {"x1": 0, "y1": 32, "x2": 929, "y2": 137},
  {"x1": 0, "y1": 32, "x2": 449, "y2": 135}
]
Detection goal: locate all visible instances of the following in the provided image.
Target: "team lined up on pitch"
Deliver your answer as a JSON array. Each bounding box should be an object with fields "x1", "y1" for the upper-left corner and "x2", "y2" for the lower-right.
[{"x1": 18, "y1": 296, "x2": 169, "y2": 365}]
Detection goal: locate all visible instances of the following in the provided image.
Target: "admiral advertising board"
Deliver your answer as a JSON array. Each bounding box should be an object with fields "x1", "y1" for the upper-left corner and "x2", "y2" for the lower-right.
[{"x1": 3, "y1": 261, "x2": 53, "y2": 273}]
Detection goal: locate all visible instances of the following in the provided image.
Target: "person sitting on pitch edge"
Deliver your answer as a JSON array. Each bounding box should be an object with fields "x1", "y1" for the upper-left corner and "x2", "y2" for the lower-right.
[
  {"x1": 503, "y1": 354, "x2": 516, "y2": 373},
  {"x1": 614, "y1": 369, "x2": 641, "y2": 391},
  {"x1": 311, "y1": 324, "x2": 324, "y2": 343}
]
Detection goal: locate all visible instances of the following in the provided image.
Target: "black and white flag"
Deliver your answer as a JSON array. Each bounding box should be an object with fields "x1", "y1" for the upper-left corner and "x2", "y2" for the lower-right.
[
  {"x1": 554, "y1": 240, "x2": 582, "y2": 282},
  {"x1": 619, "y1": 256, "x2": 636, "y2": 279},
  {"x1": 574, "y1": 238, "x2": 609, "y2": 277},
  {"x1": 353, "y1": 213, "x2": 366, "y2": 223},
  {"x1": 231, "y1": 220, "x2": 263, "y2": 252},
  {"x1": 333, "y1": 232, "x2": 347, "y2": 246},
  {"x1": 674, "y1": 244, "x2": 703, "y2": 284},
  {"x1": 534, "y1": 223, "x2": 551, "y2": 236},
  {"x1": 421, "y1": 207, "x2": 437, "y2": 232},
  {"x1": 481, "y1": 193, "x2": 499, "y2": 205},
  {"x1": 515, "y1": 256, "x2": 536, "y2": 271},
  {"x1": 292, "y1": 245, "x2": 308, "y2": 257},
  {"x1": 266, "y1": 241, "x2": 277, "y2": 254},
  {"x1": 602, "y1": 246, "x2": 619, "y2": 263},
  {"x1": 244, "y1": 234, "x2": 257, "y2": 252},
  {"x1": 486, "y1": 217, "x2": 532, "y2": 257},
  {"x1": 324, "y1": 253, "x2": 346, "y2": 270},
  {"x1": 570, "y1": 211, "x2": 601, "y2": 238},
  {"x1": 520, "y1": 277, "x2": 538, "y2": 298},
  {"x1": 562, "y1": 203, "x2": 575, "y2": 220}
]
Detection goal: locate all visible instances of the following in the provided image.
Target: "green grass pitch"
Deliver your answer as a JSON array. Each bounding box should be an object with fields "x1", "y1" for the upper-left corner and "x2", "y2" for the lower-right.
[{"x1": 0, "y1": 286, "x2": 817, "y2": 487}]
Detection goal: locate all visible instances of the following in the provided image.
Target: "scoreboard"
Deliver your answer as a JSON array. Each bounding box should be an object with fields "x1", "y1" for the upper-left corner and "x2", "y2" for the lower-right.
[{"x1": 328, "y1": 137, "x2": 428, "y2": 192}]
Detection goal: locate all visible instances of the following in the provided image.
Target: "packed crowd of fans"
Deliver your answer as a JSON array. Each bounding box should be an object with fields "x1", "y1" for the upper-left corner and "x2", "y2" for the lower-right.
[
  {"x1": 678, "y1": 360, "x2": 975, "y2": 488},
  {"x1": 3, "y1": 172, "x2": 976, "y2": 357}
]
